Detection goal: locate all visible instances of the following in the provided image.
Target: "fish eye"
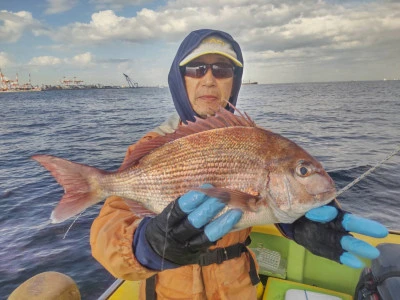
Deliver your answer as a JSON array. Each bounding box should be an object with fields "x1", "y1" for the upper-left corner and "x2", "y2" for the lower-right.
[
  {"x1": 300, "y1": 167, "x2": 308, "y2": 175},
  {"x1": 296, "y1": 162, "x2": 312, "y2": 177}
]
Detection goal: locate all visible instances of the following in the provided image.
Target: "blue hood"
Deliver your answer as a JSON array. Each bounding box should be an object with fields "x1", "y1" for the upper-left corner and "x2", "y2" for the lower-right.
[{"x1": 168, "y1": 29, "x2": 244, "y2": 124}]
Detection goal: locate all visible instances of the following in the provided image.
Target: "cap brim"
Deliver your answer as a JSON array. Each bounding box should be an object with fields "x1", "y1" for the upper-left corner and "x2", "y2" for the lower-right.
[{"x1": 179, "y1": 51, "x2": 243, "y2": 67}]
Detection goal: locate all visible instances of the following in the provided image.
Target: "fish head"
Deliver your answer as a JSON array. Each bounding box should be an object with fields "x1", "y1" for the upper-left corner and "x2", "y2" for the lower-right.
[{"x1": 265, "y1": 145, "x2": 336, "y2": 223}]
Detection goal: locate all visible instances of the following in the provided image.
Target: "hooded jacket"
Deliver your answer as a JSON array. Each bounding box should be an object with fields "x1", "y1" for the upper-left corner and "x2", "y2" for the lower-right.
[
  {"x1": 169, "y1": 29, "x2": 244, "y2": 124},
  {"x1": 90, "y1": 29, "x2": 258, "y2": 299}
]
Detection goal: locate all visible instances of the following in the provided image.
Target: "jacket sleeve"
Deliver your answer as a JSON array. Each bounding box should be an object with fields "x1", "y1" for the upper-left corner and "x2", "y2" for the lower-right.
[{"x1": 90, "y1": 132, "x2": 161, "y2": 281}]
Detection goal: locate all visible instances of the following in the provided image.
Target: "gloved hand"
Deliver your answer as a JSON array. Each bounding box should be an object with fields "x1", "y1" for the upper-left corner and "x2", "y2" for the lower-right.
[
  {"x1": 278, "y1": 203, "x2": 388, "y2": 269},
  {"x1": 134, "y1": 184, "x2": 243, "y2": 269}
]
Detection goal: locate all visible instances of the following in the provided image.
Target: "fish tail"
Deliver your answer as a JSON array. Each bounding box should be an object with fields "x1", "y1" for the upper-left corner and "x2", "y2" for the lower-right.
[{"x1": 32, "y1": 154, "x2": 108, "y2": 224}]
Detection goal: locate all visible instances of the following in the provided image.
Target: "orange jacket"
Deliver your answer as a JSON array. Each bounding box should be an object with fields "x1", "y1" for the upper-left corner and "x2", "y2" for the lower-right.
[{"x1": 90, "y1": 130, "x2": 258, "y2": 299}]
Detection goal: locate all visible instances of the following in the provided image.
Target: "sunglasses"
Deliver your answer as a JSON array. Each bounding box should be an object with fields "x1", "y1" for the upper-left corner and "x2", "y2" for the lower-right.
[{"x1": 181, "y1": 62, "x2": 236, "y2": 79}]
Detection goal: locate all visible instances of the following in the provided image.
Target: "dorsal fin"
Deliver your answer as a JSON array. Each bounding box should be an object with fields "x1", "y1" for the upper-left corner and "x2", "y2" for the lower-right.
[{"x1": 119, "y1": 107, "x2": 256, "y2": 171}]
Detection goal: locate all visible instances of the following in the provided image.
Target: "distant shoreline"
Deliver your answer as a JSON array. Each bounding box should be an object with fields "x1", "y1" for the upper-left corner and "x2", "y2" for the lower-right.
[
  {"x1": 0, "y1": 86, "x2": 153, "y2": 93},
  {"x1": 2, "y1": 79, "x2": 399, "y2": 93}
]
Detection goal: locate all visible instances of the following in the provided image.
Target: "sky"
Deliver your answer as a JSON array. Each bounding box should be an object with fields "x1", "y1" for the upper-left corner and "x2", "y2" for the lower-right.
[{"x1": 1, "y1": 0, "x2": 400, "y2": 87}]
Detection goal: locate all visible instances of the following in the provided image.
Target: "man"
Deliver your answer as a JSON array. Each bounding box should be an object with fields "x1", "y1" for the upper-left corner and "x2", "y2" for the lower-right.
[{"x1": 90, "y1": 29, "x2": 387, "y2": 299}]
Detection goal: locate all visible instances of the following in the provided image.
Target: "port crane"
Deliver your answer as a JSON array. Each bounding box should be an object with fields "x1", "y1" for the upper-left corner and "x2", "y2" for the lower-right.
[
  {"x1": 123, "y1": 73, "x2": 138, "y2": 88},
  {"x1": 0, "y1": 69, "x2": 38, "y2": 91}
]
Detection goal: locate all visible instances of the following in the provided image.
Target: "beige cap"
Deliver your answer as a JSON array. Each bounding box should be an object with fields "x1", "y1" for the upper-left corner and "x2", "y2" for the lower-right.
[{"x1": 179, "y1": 35, "x2": 243, "y2": 67}]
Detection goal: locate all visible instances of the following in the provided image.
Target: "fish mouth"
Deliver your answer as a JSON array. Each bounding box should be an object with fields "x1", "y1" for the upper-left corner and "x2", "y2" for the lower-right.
[{"x1": 313, "y1": 187, "x2": 337, "y2": 204}]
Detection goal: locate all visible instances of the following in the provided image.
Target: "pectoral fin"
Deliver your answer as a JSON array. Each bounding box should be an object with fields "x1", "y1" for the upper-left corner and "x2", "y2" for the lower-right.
[{"x1": 192, "y1": 187, "x2": 264, "y2": 212}]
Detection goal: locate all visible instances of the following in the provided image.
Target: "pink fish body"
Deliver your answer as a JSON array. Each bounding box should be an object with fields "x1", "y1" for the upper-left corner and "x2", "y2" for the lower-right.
[{"x1": 32, "y1": 108, "x2": 336, "y2": 229}]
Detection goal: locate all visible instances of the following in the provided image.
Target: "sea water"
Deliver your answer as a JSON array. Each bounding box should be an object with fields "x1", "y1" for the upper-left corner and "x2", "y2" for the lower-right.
[{"x1": 1, "y1": 81, "x2": 399, "y2": 298}]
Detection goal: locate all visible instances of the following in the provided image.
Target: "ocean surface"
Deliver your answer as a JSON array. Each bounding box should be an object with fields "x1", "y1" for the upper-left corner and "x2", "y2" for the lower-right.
[{"x1": 1, "y1": 81, "x2": 399, "y2": 299}]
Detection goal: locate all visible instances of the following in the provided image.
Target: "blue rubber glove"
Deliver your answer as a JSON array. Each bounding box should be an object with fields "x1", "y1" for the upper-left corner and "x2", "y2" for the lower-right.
[
  {"x1": 179, "y1": 184, "x2": 243, "y2": 242},
  {"x1": 304, "y1": 205, "x2": 388, "y2": 268},
  {"x1": 135, "y1": 184, "x2": 243, "y2": 269},
  {"x1": 277, "y1": 203, "x2": 388, "y2": 269}
]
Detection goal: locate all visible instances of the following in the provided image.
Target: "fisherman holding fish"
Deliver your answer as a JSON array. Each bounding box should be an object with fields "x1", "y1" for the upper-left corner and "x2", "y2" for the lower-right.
[{"x1": 33, "y1": 29, "x2": 388, "y2": 299}]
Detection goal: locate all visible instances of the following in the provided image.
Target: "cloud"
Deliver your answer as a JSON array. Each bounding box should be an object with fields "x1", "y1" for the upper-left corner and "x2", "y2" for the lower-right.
[
  {"x1": 34, "y1": 0, "x2": 399, "y2": 83},
  {"x1": 5, "y1": 1, "x2": 400, "y2": 84},
  {"x1": 97, "y1": 58, "x2": 131, "y2": 64},
  {"x1": 47, "y1": 1, "x2": 400, "y2": 53},
  {"x1": 28, "y1": 52, "x2": 95, "y2": 67},
  {"x1": 52, "y1": 10, "x2": 159, "y2": 44},
  {"x1": 28, "y1": 56, "x2": 63, "y2": 66},
  {"x1": 0, "y1": 52, "x2": 12, "y2": 68},
  {"x1": 0, "y1": 10, "x2": 44, "y2": 43},
  {"x1": 69, "y1": 52, "x2": 94, "y2": 66},
  {"x1": 89, "y1": 0, "x2": 153, "y2": 10},
  {"x1": 45, "y1": 0, "x2": 79, "y2": 15}
]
